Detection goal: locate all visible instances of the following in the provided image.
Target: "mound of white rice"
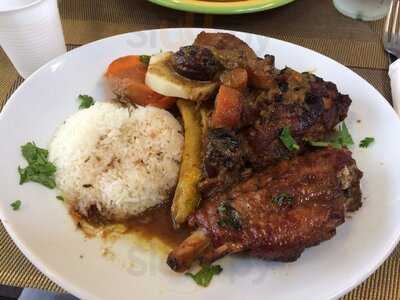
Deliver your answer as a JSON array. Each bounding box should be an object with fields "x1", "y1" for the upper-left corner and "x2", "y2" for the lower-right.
[{"x1": 49, "y1": 102, "x2": 183, "y2": 220}]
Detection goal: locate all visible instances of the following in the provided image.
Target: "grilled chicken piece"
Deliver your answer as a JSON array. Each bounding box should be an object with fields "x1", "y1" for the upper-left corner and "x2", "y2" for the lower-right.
[{"x1": 167, "y1": 148, "x2": 362, "y2": 272}]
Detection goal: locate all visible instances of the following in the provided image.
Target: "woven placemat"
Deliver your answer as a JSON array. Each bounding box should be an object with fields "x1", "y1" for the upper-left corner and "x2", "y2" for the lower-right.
[
  {"x1": 59, "y1": 0, "x2": 388, "y2": 69},
  {"x1": 0, "y1": 0, "x2": 398, "y2": 298},
  {"x1": 0, "y1": 223, "x2": 63, "y2": 293}
]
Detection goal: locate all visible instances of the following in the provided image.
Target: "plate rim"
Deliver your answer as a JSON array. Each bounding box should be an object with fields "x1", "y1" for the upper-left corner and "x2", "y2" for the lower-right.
[
  {"x1": 148, "y1": 0, "x2": 296, "y2": 14},
  {"x1": 1, "y1": 27, "x2": 399, "y2": 300}
]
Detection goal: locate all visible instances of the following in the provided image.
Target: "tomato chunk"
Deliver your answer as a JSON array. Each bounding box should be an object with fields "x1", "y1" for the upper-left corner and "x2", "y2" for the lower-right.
[
  {"x1": 211, "y1": 85, "x2": 242, "y2": 128},
  {"x1": 220, "y1": 68, "x2": 248, "y2": 91}
]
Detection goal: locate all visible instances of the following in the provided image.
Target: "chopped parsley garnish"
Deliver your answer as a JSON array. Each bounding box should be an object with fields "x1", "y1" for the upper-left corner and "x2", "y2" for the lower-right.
[
  {"x1": 18, "y1": 142, "x2": 57, "y2": 189},
  {"x1": 359, "y1": 137, "x2": 375, "y2": 148},
  {"x1": 186, "y1": 264, "x2": 223, "y2": 287},
  {"x1": 337, "y1": 122, "x2": 354, "y2": 146},
  {"x1": 139, "y1": 55, "x2": 151, "y2": 65},
  {"x1": 272, "y1": 192, "x2": 294, "y2": 207},
  {"x1": 10, "y1": 200, "x2": 21, "y2": 211},
  {"x1": 217, "y1": 202, "x2": 242, "y2": 230},
  {"x1": 306, "y1": 122, "x2": 354, "y2": 149},
  {"x1": 56, "y1": 195, "x2": 64, "y2": 201},
  {"x1": 280, "y1": 127, "x2": 300, "y2": 151},
  {"x1": 78, "y1": 94, "x2": 95, "y2": 109}
]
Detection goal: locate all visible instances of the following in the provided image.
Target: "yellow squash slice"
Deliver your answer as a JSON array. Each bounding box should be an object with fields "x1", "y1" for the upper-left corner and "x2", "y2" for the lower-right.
[{"x1": 171, "y1": 99, "x2": 203, "y2": 227}]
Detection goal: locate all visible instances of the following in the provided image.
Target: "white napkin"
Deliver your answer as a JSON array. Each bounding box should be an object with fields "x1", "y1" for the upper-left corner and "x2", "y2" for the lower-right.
[{"x1": 388, "y1": 58, "x2": 400, "y2": 115}]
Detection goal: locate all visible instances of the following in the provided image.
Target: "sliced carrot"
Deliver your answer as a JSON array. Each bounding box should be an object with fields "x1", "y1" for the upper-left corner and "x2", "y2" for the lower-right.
[
  {"x1": 211, "y1": 85, "x2": 242, "y2": 129},
  {"x1": 105, "y1": 55, "x2": 147, "y2": 82},
  {"x1": 124, "y1": 81, "x2": 176, "y2": 109},
  {"x1": 105, "y1": 55, "x2": 176, "y2": 109},
  {"x1": 220, "y1": 68, "x2": 248, "y2": 91}
]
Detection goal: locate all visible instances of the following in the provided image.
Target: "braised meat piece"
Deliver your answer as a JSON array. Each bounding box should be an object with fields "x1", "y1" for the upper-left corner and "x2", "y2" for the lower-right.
[
  {"x1": 194, "y1": 31, "x2": 258, "y2": 70},
  {"x1": 200, "y1": 68, "x2": 351, "y2": 196},
  {"x1": 203, "y1": 128, "x2": 243, "y2": 178},
  {"x1": 194, "y1": 31, "x2": 276, "y2": 89},
  {"x1": 171, "y1": 45, "x2": 221, "y2": 81},
  {"x1": 247, "y1": 55, "x2": 277, "y2": 89},
  {"x1": 196, "y1": 33, "x2": 351, "y2": 196},
  {"x1": 240, "y1": 68, "x2": 352, "y2": 170},
  {"x1": 167, "y1": 148, "x2": 362, "y2": 272},
  {"x1": 199, "y1": 128, "x2": 251, "y2": 199}
]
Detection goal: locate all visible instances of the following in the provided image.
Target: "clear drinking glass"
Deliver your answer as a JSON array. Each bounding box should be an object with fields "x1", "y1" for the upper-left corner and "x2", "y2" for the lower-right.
[
  {"x1": 0, "y1": 0, "x2": 66, "y2": 79},
  {"x1": 333, "y1": 0, "x2": 391, "y2": 21}
]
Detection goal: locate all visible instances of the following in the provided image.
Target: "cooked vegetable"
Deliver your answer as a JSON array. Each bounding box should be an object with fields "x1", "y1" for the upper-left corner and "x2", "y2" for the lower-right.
[
  {"x1": 307, "y1": 122, "x2": 354, "y2": 149},
  {"x1": 10, "y1": 200, "x2": 21, "y2": 211},
  {"x1": 171, "y1": 99, "x2": 203, "y2": 227},
  {"x1": 219, "y1": 68, "x2": 248, "y2": 91},
  {"x1": 211, "y1": 85, "x2": 242, "y2": 129},
  {"x1": 280, "y1": 127, "x2": 299, "y2": 151},
  {"x1": 18, "y1": 142, "x2": 57, "y2": 189},
  {"x1": 145, "y1": 52, "x2": 218, "y2": 102},
  {"x1": 106, "y1": 55, "x2": 146, "y2": 81},
  {"x1": 186, "y1": 264, "x2": 223, "y2": 287},
  {"x1": 200, "y1": 107, "x2": 211, "y2": 138},
  {"x1": 56, "y1": 195, "x2": 64, "y2": 201},
  {"x1": 359, "y1": 137, "x2": 374, "y2": 148},
  {"x1": 123, "y1": 81, "x2": 176, "y2": 109},
  {"x1": 78, "y1": 95, "x2": 95, "y2": 109},
  {"x1": 105, "y1": 55, "x2": 176, "y2": 109}
]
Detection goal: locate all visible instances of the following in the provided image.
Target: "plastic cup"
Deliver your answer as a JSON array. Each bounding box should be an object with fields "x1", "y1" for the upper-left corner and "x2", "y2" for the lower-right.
[
  {"x1": 333, "y1": 0, "x2": 391, "y2": 21},
  {"x1": 0, "y1": 0, "x2": 66, "y2": 79}
]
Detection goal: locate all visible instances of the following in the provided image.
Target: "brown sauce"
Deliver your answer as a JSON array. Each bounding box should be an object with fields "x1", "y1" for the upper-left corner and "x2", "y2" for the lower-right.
[
  {"x1": 71, "y1": 202, "x2": 190, "y2": 249},
  {"x1": 123, "y1": 204, "x2": 191, "y2": 248}
]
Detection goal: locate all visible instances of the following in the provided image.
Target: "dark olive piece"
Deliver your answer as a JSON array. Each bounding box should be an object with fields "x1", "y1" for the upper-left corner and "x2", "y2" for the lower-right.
[{"x1": 171, "y1": 45, "x2": 221, "y2": 81}]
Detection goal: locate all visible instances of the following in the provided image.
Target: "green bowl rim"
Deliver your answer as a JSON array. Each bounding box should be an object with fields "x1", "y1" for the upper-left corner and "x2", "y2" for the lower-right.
[{"x1": 148, "y1": 0, "x2": 296, "y2": 15}]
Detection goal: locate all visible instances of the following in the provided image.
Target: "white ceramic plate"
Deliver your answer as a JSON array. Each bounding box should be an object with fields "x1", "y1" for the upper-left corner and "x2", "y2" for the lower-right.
[{"x1": 0, "y1": 28, "x2": 400, "y2": 300}]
